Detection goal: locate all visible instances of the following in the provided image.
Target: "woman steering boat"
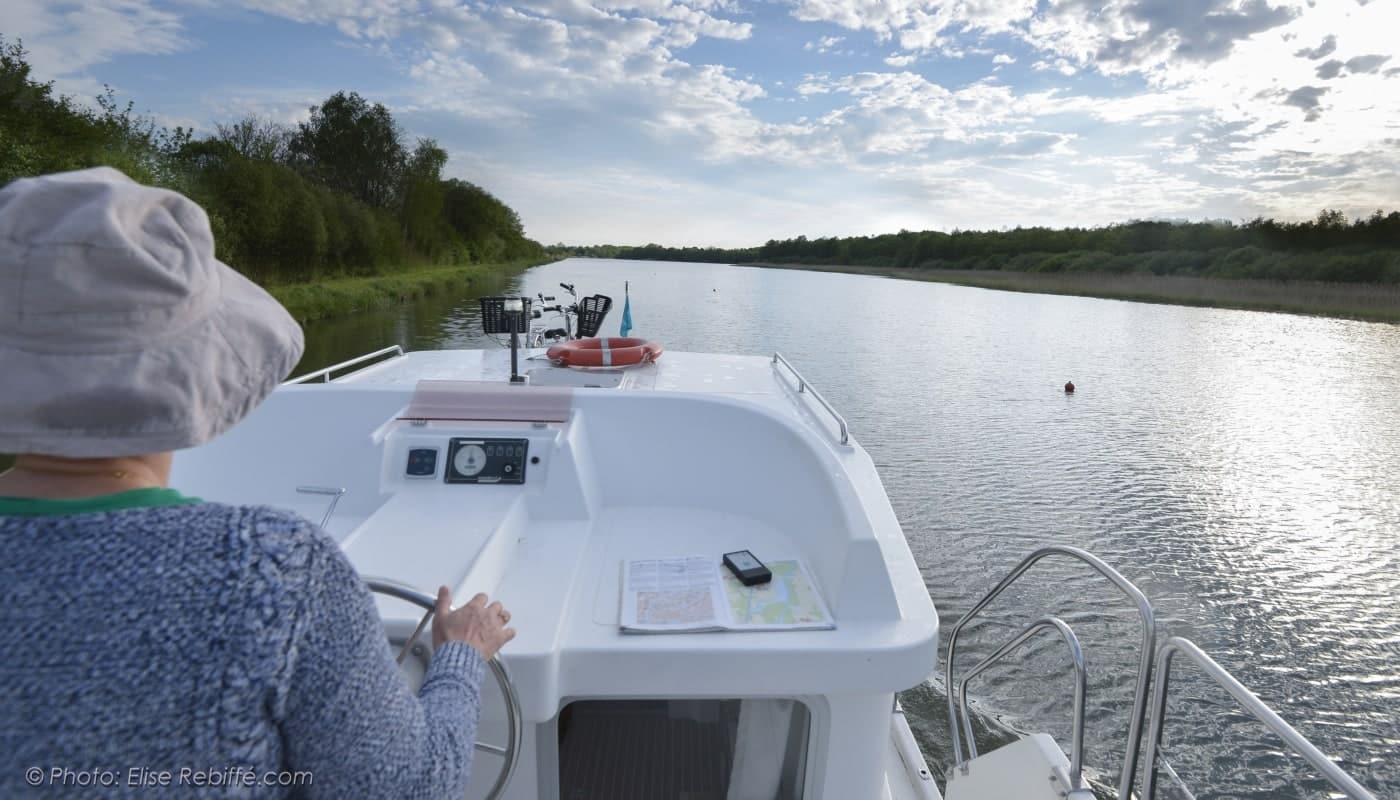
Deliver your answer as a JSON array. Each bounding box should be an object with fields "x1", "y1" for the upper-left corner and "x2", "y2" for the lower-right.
[{"x1": 0, "y1": 168, "x2": 513, "y2": 798}]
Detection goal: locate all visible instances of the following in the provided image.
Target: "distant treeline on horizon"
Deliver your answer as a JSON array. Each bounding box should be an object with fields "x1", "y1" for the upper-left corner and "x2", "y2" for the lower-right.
[
  {"x1": 0, "y1": 37, "x2": 544, "y2": 285},
  {"x1": 565, "y1": 211, "x2": 1400, "y2": 285}
]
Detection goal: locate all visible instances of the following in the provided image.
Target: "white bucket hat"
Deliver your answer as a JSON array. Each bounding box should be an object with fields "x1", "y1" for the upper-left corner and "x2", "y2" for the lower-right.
[{"x1": 0, "y1": 167, "x2": 305, "y2": 457}]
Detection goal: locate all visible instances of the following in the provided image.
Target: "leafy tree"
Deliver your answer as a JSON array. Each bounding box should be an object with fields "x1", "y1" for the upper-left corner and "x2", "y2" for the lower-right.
[
  {"x1": 0, "y1": 38, "x2": 185, "y2": 186},
  {"x1": 399, "y1": 138, "x2": 449, "y2": 253},
  {"x1": 214, "y1": 115, "x2": 291, "y2": 162},
  {"x1": 441, "y1": 178, "x2": 531, "y2": 258},
  {"x1": 288, "y1": 91, "x2": 406, "y2": 209},
  {"x1": 1, "y1": 40, "x2": 545, "y2": 281}
]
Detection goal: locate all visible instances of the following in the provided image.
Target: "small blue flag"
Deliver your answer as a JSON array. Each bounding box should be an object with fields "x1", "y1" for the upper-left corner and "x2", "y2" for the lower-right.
[{"x1": 620, "y1": 281, "x2": 632, "y2": 337}]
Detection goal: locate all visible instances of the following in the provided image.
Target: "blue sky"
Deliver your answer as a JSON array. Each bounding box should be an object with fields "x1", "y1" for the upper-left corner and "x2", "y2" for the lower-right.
[{"x1": 4, "y1": 1, "x2": 1399, "y2": 246}]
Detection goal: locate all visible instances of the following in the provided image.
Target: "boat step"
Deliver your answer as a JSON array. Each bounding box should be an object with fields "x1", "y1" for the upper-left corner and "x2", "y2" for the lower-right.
[{"x1": 944, "y1": 734, "x2": 1094, "y2": 800}]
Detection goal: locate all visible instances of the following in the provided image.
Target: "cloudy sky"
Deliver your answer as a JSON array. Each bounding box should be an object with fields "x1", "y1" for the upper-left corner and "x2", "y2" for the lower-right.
[{"x1": 4, "y1": 1, "x2": 1399, "y2": 246}]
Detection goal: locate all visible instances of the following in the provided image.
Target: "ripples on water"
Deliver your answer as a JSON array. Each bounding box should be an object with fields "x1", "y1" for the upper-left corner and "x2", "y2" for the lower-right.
[{"x1": 303, "y1": 259, "x2": 1400, "y2": 798}]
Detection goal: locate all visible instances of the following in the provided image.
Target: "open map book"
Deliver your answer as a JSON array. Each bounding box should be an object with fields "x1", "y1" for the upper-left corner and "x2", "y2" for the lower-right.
[{"x1": 620, "y1": 556, "x2": 835, "y2": 633}]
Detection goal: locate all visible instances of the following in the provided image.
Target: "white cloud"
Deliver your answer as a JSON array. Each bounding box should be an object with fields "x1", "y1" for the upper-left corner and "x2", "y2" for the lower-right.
[
  {"x1": 198, "y1": 88, "x2": 323, "y2": 128},
  {"x1": 788, "y1": 0, "x2": 1037, "y2": 51},
  {"x1": 992, "y1": 53, "x2": 1015, "y2": 65},
  {"x1": 0, "y1": 0, "x2": 189, "y2": 91},
  {"x1": 1031, "y1": 58, "x2": 1077, "y2": 76},
  {"x1": 786, "y1": 1, "x2": 1307, "y2": 82},
  {"x1": 1024, "y1": 0, "x2": 1301, "y2": 83},
  {"x1": 884, "y1": 53, "x2": 916, "y2": 66},
  {"x1": 783, "y1": 72, "x2": 1077, "y2": 163},
  {"x1": 235, "y1": 0, "x2": 752, "y2": 54},
  {"x1": 1293, "y1": 34, "x2": 1337, "y2": 60},
  {"x1": 1283, "y1": 85, "x2": 1329, "y2": 122},
  {"x1": 804, "y1": 35, "x2": 845, "y2": 52},
  {"x1": 224, "y1": 0, "x2": 769, "y2": 160},
  {"x1": 402, "y1": 56, "x2": 528, "y2": 120}
]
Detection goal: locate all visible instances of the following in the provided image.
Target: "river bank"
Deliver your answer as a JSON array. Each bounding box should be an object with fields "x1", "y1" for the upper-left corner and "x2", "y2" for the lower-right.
[
  {"x1": 269, "y1": 258, "x2": 552, "y2": 324},
  {"x1": 747, "y1": 263, "x2": 1400, "y2": 323}
]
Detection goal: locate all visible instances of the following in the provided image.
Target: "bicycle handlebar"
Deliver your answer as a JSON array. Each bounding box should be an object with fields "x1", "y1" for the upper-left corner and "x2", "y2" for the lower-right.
[{"x1": 529, "y1": 284, "x2": 587, "y2": 341}]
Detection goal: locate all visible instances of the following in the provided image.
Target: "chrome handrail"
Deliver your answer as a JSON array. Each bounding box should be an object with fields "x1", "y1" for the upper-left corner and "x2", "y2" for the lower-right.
[
  {"x1": 771, "y1": 352, "x2": 850, "y2": 446},
  {"x1": 295, "y1": 485, "x2": 345, "y2": 528},
  {"x1": 1142, "y1": 637, "x2": 1378, "y2": 800},
  {"x1": 944, "y1": 545, "x2": 1155, "y2": 800},
  {"x1": 956, "y1": 616, "x2": 1088, "y2": 791},
  {"x1": 284, "y1": 345, "x2": 405, "y2": 384},
  {"x1": 364, "y1": 577, "x2": 523, "y2": 800}
]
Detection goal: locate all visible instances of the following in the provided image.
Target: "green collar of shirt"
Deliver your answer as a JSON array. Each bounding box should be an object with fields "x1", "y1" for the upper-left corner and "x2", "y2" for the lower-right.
[{"x1": 0, "y1": 488, "x2": 202, "y2": 516}]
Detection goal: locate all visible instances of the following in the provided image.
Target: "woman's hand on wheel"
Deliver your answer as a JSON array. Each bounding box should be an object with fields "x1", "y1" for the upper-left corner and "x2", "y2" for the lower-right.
[{"x1": 432, "y1": 587, "x2": 516, "y2": 659}]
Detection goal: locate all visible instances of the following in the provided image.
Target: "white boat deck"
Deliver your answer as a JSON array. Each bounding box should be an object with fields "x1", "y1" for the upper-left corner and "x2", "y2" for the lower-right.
[{"x1": 171, "y1": 348, "x2": 943, "y2": 799}]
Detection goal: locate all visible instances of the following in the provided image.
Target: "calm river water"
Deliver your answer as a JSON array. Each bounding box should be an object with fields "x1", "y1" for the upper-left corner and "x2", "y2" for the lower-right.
[{"x1": 301, "y1": 258, "x2": 1400, "y2": 798}]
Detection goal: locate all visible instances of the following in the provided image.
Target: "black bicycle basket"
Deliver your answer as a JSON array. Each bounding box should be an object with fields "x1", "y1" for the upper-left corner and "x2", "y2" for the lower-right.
[
  {"x1": 479, "y1": 296, "x2": 533, "y2": 334},
  {"x1": 576, "y1": 294, "x2": 613, "y2": 338}
]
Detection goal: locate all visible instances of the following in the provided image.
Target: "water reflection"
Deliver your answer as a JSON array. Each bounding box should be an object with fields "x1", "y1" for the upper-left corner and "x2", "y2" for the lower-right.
[{"x1": 301, "y1": 258, "x2": 1400, "y2": 797}]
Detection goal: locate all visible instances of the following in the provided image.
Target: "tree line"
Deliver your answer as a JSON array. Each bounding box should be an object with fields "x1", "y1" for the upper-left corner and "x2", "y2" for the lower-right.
[
  {"x1": 0, "y1": 37, "x2": 544, "y2": 284},
  {"x1": 566, "y1": 209, "x2": 1400, "y2": 286}
]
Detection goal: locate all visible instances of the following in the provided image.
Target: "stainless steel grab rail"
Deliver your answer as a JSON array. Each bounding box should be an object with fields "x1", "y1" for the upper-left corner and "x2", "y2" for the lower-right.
[
  {"x1": 295, "y1": 485, "x2": 345, "y2": 528},
  {"x1": 284, "y1": 345, "x2": 405, "y2": 384},
  {"x1": 944, "y1": 545, "x2": 1156, "y2": 800},
  {"x1": 771, "y1": 352, "x2": 850, "y2": 446},
  {"x1": 957, "y1": 616, "x2": 1089, "y2": 791},
  {"x1": 1142, "y1": 637, "x2": 1378, "y2": 800}
]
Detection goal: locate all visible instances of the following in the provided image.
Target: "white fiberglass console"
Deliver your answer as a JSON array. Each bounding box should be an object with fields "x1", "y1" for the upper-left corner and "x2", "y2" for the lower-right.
[{"x1": 171, "y1": 350, "x2": 942, "y2": 800}]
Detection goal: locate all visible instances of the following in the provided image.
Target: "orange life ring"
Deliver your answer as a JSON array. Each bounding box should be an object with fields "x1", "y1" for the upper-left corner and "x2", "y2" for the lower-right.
[{"x1": 546, "y1": 337, "x2": 664, "y2": 367}]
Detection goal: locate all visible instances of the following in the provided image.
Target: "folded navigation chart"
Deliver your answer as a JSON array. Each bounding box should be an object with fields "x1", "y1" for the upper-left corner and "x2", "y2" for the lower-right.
[{"x1": 620, "y1": 555, "x2": 835, "y2": 633}]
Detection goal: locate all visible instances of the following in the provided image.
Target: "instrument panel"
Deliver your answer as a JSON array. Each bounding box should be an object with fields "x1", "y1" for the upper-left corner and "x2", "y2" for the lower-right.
[
  {"x1": 392, "y1": 425, "x2": 543, "y2": 488},
  {"x1": 441, "y1": 437, "x2": 529, "y2": 484}
]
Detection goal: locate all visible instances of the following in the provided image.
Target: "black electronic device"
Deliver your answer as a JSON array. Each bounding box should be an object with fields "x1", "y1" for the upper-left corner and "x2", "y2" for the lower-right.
[
  {"x1": 405, "y1": 447, "x2": 439, "y2": 477},
  {"x1": 445, "y1": 437, "x2": 529, "y2": 484},
  {"x1": 722, "y1": 550, "x2": 772, "y2": 586}
]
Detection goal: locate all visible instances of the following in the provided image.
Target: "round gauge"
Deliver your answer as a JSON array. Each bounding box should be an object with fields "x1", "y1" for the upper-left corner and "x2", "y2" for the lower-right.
[{"x1": 453, "y1": 444, "x2": 487, "y2": 477}]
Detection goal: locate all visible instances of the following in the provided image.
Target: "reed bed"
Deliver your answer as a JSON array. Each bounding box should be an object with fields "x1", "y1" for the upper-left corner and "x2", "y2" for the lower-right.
[
  {"x1": 918, "y1": 270, "x2": 1400, "y2": 322},
  {"x1": 755, "y1": 263, "x2": 1400, "y2": 323}
]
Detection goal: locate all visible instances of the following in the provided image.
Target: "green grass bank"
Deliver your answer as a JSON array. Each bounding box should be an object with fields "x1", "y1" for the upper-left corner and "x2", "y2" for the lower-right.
[
  {"x1": 268, "y1": 258, "x2": 552, "y2": 324},
  {"x1": 750, "y1": 263, "x2": 1400, "y2": 323}
]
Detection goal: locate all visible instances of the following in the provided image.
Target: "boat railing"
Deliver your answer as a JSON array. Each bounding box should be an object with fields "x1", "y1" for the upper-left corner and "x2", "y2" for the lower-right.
[
  {"x1": 284, "y1": 345, "x2": 405, "y2": 384},
  {"x1": 1141, "y1": 636, "x2": 1378, "y2": 800},
  {"x1": 772, "y1": 352, "x2": 849, "y2": 446},
  {"x1": 957, "y1": 616, "x2": 1089, "y2": 790},
  {"x1": 944, "y1": 545, "x2": 1156, "y2": 800},
  {"x1": 295, "y1": 485, "x2": 346, "y2": 528}
]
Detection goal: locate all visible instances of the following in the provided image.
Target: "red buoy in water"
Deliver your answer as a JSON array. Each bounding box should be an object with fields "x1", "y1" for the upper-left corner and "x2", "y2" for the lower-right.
[{"x1": 1064, "y1": 381, "x2": 1075, "y2": 393}]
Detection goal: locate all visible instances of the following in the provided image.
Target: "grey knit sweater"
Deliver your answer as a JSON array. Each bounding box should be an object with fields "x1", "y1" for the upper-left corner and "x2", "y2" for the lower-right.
[{"x1": 0, "y1": 498, "x2": 486, "y2": 798}]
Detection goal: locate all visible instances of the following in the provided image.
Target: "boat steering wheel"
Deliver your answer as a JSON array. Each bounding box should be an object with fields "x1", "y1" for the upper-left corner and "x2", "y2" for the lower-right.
[{"x1": 365, "y1": 578, "x2": 523, "y2": 800}]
